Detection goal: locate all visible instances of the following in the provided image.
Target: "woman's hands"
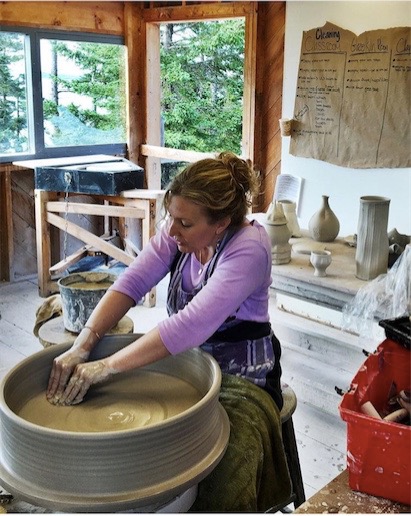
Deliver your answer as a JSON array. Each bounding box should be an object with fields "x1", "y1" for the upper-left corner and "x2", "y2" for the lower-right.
[
  {"x1": 46, "y1": 346, "x2": 90, "y2": 405},
  {"x1": 47, "y1": 291, "x2": 136, "y2": 405},
  {"x1": 46, "y1": 325, "x2": 102, "y2": 405},
  {"x1": 46, "y1": 327, "x2": 169, "y2": 406},
  {"x1": 47, "y1": 359, "x2": 117, "y2": 406}
]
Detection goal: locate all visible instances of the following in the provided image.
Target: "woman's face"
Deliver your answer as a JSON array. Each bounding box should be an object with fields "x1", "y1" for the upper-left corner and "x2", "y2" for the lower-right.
[{"x1": 168, "y1": 195, "x2": 228, "y2": 253}]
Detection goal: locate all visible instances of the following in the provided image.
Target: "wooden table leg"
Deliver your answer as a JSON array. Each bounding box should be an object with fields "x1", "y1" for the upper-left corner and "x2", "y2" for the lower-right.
[{"x1": 35, "y1": 190, "x2": 55, "y2": 297}]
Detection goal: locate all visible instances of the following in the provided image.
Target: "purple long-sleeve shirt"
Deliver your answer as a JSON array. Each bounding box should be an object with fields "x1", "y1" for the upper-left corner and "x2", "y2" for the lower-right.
[{"x1": 110, "y1": 219, "x2": 272, "y2": 355}]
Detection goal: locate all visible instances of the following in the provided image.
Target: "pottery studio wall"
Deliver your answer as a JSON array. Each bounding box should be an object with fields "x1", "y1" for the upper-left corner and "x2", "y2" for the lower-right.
[{"x1": 281, "y1": 1, "x2": 411, "y2": 237}]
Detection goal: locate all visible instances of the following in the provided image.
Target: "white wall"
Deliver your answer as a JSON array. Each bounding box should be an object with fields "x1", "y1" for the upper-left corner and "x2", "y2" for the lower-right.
[{"x1": 281, "y1": 1, "x2": 411, "y2": 236}]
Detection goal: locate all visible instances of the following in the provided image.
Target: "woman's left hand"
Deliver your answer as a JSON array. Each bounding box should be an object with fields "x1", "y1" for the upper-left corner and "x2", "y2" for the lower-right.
[{"x1": 48, "y1": 360, "x2": 117, "y2": 406}]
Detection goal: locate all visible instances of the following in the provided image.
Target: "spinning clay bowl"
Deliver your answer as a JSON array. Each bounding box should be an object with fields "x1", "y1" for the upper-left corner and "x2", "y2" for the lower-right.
[{"x1": 0, "y1": 334, "x2": 230, "y2": 512}]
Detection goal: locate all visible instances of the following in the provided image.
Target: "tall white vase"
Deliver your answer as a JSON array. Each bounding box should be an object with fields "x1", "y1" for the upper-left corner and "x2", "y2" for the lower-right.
[
  {"x1": 355, "y1": 196, "x2": 390, "y2": 281},
  {"x1": 265, "y1": 201, "x2": 291, "y2": 264},
  {"x1": 279, "y1": 200, "x2": 302, "y2": 237}
]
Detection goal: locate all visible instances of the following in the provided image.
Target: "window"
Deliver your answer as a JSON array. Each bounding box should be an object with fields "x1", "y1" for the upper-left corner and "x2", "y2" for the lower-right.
[
  {"x1": 142, "y1": 2, "x2": 255, "y2": 190},
  {"x1": 160, "y1": 19, "x2": 245, "y2": 155},
  {"x1": 0, "y1": 28, "x2": 127, "y2": 163},
  {"x1": 158, "y1": 18, "x2": 245, "y2": 187},
  {"x1": 0, "y1": 32, "x2": 29, "y2": 155}
]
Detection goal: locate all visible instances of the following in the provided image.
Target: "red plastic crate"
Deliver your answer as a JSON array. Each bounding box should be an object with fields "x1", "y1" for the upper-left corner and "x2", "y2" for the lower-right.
[{"x1": 339, "y1": 338, "x2": 411, "y2": 505}]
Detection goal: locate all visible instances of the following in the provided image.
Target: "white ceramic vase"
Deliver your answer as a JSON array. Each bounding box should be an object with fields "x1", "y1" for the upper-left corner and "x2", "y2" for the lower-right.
[
  {"x1": 310, "y1": 250, "x2": 332, "y2": 277},
  {"x1": 265, "y1": 201, "x2": 291, "y2": 264},
  {"x1": 308, "y1": 195, "x2": 340, "y2": 242},
  {"x1": 279, "y1": 200, "x2": 302, "y2": 237},
  {"x1": 355, "y1": 196, "x2": 390, "y2": 281}
]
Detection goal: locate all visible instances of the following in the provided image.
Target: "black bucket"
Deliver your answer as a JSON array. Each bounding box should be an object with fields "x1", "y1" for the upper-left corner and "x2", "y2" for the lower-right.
[{"x1": 58, "y1": 272, "x2": 117, "y2": 333}]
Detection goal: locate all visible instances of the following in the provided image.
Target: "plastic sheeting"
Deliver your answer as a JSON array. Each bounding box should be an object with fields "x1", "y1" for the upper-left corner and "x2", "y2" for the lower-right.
[{"x1": 342, "y1": 244, "x2": 411, "y2": 348}]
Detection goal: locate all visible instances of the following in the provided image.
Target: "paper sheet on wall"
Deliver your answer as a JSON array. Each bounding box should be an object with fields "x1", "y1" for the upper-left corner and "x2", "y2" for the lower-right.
[
  {"x1": 289, "y1": 22, "x2": 411, "y2": 169},
  {"x1": 273, "y1": 174, "x2": 303, "y2": 211}
]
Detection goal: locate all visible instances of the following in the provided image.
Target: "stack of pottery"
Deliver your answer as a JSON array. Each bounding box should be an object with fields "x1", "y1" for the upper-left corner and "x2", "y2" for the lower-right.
[{"x1": 265, "y1": 201, "x2": 291, "y2": 264}]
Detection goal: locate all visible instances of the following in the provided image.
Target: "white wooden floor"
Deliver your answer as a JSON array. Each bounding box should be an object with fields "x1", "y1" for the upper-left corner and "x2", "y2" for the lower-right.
[{"x1": 0, "y1": 276, "x2": 348, "y2": 511}]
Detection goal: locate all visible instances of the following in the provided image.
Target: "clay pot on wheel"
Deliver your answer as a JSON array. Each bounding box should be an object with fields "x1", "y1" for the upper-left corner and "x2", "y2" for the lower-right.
[{"x1": 0, "y1": 335, "x2": 230, "y2": 512}]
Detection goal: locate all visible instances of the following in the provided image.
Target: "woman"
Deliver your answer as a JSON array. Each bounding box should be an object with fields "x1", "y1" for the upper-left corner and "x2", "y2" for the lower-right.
[{"x1": 47, "y1": 151, "x2": 283, "y2": 409}]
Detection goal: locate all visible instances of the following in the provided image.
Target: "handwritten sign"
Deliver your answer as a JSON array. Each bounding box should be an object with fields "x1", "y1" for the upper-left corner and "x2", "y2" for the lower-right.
[{"x1": 290, "y1": 22, "x2": 411, "y2": 169}]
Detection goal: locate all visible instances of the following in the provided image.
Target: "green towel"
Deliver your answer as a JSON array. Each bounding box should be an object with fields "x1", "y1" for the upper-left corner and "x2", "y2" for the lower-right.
[{"x1": 190, "y1": 374, "x2": 292, "y2": 513}]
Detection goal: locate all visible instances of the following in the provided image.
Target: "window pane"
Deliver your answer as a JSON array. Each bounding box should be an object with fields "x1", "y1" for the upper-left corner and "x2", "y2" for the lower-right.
[
  {"x1": 0, "y1": 32, "x2": 29, "y2": 155},
  {"x1": 160, "y1": 19, "x2": 245, "y2": 155},
  {"x1": 40, "y1": 39, "x2": 127, "y2": 147}
]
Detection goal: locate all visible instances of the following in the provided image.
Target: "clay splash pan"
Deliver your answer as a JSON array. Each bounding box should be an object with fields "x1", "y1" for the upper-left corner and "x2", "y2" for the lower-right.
[{"x1": 0, "y1": 334, "x2": 230, "y2": 512}]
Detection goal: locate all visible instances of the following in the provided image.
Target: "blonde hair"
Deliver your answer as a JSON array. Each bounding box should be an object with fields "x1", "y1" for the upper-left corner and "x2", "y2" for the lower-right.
[{"x1": 163, "y1": 151, "x2": 260, "y2": 228}]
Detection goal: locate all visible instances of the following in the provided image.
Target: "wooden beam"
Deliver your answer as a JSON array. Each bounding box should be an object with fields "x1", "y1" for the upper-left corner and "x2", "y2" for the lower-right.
[
  {"x1": 46, "y1": 212, "x2": 134, "y2": 266},
  {"x1": 141, "y1": 144, "x2": 216, "y2": 163},
  {"x1": 242, "y1": 2, "x2": 258, "y2": 162},
  {"x1": 0, "y1": 165, "x2": 13, "y2": 282},
  {"x1": 124, "y1": 2, "x2": 146, "y2": 172},
  {"x1": 253, "y1": 2, "x2": 286, "y2": 212},
  {"x1": 35, "y1": 190, "x2": 55, "y2": 296},
  {"x1": 143, "y1": 2, "x2": 255, "y2": 23},
  {"x1": 45, "y1": 201, "x2": 145, "y2": 219},
  {"x1": 0, "y1": 2, "x2": 124, "y2": 35},
  {"x1": 145, "y1": 22, "x2": 162, "y2": 189}
]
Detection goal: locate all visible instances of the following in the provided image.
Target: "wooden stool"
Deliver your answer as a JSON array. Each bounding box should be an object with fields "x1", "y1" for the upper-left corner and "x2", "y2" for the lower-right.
[
  {"x1": 38, "y1": 315, "x2": 134, "y2": 348},
  {"x1": 269, "y1": 383, "x2": 306, "y2": 512}
]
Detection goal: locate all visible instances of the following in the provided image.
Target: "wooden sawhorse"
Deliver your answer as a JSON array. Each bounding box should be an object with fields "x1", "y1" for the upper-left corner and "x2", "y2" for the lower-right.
[{"x1": 34, "y1": 189, "x2": 164, "y2": 307}]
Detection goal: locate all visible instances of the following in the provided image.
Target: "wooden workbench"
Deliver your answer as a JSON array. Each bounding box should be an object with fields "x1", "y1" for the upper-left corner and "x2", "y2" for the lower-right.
[
  {"x1": 266, "y1": 228, "x2": 391, "y2": 340},
  {"x1": 270, "y1": 230, "x2": 366, "y2": 311},
  {"x1": 13, "y1": 155, "x2": 164, "y2": 306},
  {"x1": 294, "y1": 469, "x2": 411, "y2": 514}
]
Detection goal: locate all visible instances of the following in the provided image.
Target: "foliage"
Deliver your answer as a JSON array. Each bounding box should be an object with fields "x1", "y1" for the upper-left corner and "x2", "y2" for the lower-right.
[
  {"x1": 160, "y1": 19, "x2": 245, "y2": 154},
  {"x1": 46, "y1": 41, "x2": 126, "y2": 135},
  {"x1": 0, "y1": 32, "x2": 28, "y2": 153},
  {"x1": 1, "y1": 19, "x2": 245, "y2": 158}
]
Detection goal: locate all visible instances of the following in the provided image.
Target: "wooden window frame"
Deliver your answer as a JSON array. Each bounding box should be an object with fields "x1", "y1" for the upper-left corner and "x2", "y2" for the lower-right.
[
  {"x1": 139, "y1": 2, "x2": 258, "y2": 189},
  {"x1": 0, "y1": 27, "x2": 127, "y2": 164}
]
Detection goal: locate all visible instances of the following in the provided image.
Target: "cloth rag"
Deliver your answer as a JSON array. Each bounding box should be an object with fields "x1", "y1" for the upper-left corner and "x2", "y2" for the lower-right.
[
  {"x1": 33, "y1": 294, "x2": 62, "y2": 339},
  {"x1": 190, "y1": 373, "x2": 292, "y2": 512}
]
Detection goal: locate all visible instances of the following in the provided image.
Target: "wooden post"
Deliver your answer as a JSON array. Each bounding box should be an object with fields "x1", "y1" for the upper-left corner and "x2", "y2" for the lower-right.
[
  {"x1": 0, "y1": 165, "x2": 13, "y2": 282},
  {"x1": 35, "y1": 190, "x2": 55, "y2": 296}
]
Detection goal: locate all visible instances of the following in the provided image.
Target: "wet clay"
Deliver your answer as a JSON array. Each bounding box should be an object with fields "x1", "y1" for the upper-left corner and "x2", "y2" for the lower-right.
[
  {"x1": 18, "y1": 371, "x2": 202, "y2": 433},
  {"x1": 67, "y1": 281, "x2": 113, "y2": 290}
]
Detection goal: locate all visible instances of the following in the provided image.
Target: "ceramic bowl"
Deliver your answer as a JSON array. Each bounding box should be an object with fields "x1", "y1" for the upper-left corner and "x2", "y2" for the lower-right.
[{"x1": 0, "y1": 334, "x2": 229, "y2": 512}]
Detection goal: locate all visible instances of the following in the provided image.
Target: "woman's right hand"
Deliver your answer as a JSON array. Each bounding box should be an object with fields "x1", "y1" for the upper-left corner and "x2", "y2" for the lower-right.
[{"x1": 46, "y1": 346, "x2": 90, "y2": 404}]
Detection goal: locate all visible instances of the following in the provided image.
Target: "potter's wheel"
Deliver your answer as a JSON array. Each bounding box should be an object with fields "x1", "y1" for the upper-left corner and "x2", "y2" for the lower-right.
[
  {"x1": 0, "y1": 335, "x2": 230, "y2": 512},
  {"x1": 0, "y1": 407, "x2": 228, "y2": 512},
  {"x1": 0, "y1": 483, "x2": 199, "y2": 513}
]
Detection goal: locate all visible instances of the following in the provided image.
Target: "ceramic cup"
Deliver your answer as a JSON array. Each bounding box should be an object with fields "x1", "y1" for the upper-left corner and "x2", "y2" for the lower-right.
[
  {"x1": 310, "y1": 250, "x2": 332, "y2": 277},
  {"x1": 279, "y1": 118, "x2": 293, "y2": 137}
]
